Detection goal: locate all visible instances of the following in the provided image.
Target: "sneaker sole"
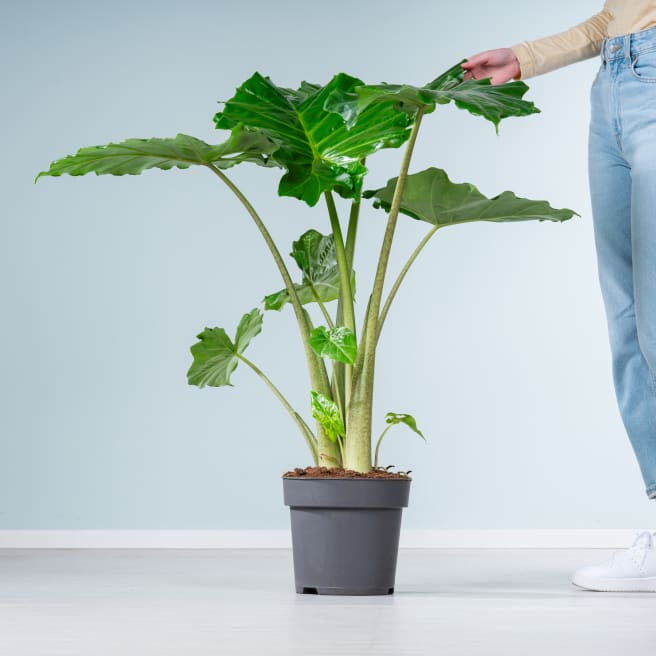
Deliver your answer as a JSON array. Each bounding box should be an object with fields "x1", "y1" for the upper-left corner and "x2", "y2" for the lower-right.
[{"x1": 572, "y1": 573, "x2": 656, "y2": 592}]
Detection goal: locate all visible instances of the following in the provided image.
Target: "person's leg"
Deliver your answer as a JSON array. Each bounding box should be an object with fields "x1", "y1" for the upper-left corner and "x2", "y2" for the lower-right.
[
  {"x1": 620, "y1": 36, "x2": 656, "y2": 500},
  {"x1": 572, "y1": 29, "x2": 656, "y2": 593},
  {"x1": 588, "y1": 44, "x2": 656, "y2": 500}
]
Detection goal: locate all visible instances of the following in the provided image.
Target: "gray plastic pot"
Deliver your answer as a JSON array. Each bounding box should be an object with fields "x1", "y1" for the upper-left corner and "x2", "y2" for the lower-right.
[{"x1": 282, "y1": 476, "x2": 411, "y2": 595}]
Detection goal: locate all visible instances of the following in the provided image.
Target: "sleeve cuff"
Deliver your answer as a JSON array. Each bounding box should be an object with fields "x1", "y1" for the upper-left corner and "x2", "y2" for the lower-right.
[{"x1": 510, "y1": 42, "x2": 535, "y2": 80}]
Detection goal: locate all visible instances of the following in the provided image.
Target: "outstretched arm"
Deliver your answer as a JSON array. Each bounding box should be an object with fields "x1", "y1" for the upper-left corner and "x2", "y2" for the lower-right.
[
  {"x1": 510, "y1": 4, "x2": 612, "y2": 80},
  {"x1": 461, "y1": 3, "x2": 612, "y2": 84}
]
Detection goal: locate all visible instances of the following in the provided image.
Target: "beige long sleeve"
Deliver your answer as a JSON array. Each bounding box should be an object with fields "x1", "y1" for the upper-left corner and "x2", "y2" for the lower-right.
[{"x1": 510, "y1": 6, "x2": 612, "y2": 80}]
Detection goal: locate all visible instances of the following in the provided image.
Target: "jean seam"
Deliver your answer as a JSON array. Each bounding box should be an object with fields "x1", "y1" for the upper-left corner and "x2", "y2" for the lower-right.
[
  {"x1": 629, "y1": 55, "x2": 656, "y2": 83},
  {"x1": 616, "y1": 71, "x2": 624, "y2": 150},
  {"x1": 634, "y1": 45, "x2": 656, "y2": 55}
]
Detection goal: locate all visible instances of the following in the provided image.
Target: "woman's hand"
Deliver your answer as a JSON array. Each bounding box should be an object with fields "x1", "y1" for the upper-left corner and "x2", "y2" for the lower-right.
[{"x1": 460, "y1": 48, "x2": 522, "y2": 85}]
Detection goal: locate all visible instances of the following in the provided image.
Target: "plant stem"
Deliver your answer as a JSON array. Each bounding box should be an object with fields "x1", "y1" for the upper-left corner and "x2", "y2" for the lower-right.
[
  {"x1": 332, "y1": 192, "x2": 362, "y2": 423},
  {"x1": 332, "y1": 297, "x2": 348, "y2": 423},
  {"x1": 205, "y1": 164, "x2": 340, "y2": 466},
  {"x1": 345, "y1": 197, "x2": 361, "y2": 273},
  {"x1": 373, "y1": 425, "x2": 393, "y2": 468},
  {"x1": 330, "y1": 365, "x2": 344, "y2": 418},
  {"x1": 324, "y1": 190, "x2": 355, "y2": 418},
  {"x1": 336, "y1": 436, "x2": 346, "y2": 464},
  {"x1": 237, "y1": 354, "x2": 319, "y2": 464},
  {"x1": 324, "y1": 191, "x2": 356, "y2": 335},
  {"x1": 345, "y1": 109, "x2": 425, "y2": 473},
  {"x1": 309, "y1": 285, "x2": 334, "y2": 329},
  {"x1": 377, "y1": 223, "x2": 441, "y2": 342}
]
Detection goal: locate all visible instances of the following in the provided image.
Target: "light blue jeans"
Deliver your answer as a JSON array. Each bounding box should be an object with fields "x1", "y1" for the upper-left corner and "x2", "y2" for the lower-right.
[{"x1": 589, "y1": 25, "x2": 656, "y2": 500}]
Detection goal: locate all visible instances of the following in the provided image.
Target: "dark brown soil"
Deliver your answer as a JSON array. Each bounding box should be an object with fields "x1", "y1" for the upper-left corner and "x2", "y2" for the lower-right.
[{"x1": 282, "y1": 466, "x2": 411, "y2": 479}]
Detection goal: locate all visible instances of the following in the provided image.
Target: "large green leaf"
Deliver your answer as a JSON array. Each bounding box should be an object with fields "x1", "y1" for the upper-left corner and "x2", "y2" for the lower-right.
[
  {"x1": 310, "y1": 326, "x2": 357, "y2": 365},
  {"x1": 187, "y1": 308, "x2": 263, "y2": 388},
  {"x1": 365, "y1": 167, "x2": 578, "y2": 226},
  {"x1": 310, "y1": 391, "x2": 345, "y2": 443},
  {"x1": 214, "y1": 72, "x2": 413, "y2": 205},
  {"x1": 36, "y1": 127, "x2": 279, "y2": 180},
  {"x1": 326, "y1": 60, "x2": 539, "y2": 135},
  {"x1": 263, "y1": 229, "x2": 355, "y2": 311}
]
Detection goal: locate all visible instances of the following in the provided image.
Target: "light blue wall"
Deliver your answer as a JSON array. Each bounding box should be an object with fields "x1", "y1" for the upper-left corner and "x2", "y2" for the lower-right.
[{"x1": 3, "y1": 0, "x2": 652, "y2": 529}]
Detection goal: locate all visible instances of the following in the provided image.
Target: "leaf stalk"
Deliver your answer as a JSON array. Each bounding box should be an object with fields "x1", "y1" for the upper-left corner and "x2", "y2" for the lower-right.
[
  {"x1": 237, "y1": 353, "x2": 319, "y2": 464},
  {"x1": 205, "y1": 164, "x2": 340, "y2": 465},
  {"x1": 345, "y1": 108, "x2": 425, "y2": 472}
]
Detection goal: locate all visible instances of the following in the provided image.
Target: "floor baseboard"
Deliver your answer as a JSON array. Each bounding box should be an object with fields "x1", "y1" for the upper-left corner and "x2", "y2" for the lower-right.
[{"x1": 0, "y1": 529, "x2": 643, "y2": 549}]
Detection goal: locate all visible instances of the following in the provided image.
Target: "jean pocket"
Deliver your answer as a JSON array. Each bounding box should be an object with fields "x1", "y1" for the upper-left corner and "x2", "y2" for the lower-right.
[{"x1": 630, "y1": 48, "x2": 656, "y2": 82}]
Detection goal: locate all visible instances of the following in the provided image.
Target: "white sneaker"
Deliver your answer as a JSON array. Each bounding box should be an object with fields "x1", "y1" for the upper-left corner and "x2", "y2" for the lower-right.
[{"x1": 571, "y1": 529, "x2": 656, "y2": 592}]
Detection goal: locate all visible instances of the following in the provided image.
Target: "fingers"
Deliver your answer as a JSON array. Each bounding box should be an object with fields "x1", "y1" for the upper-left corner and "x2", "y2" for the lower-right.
[{"x1": 461, "y1": 52, "x2": 491, "y2": 68}]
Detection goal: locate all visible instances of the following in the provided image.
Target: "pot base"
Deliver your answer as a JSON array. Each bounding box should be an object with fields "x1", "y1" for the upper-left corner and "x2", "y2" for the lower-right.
[{"x1": 297, "y1": 585, "x2": 394, "y2": 595}]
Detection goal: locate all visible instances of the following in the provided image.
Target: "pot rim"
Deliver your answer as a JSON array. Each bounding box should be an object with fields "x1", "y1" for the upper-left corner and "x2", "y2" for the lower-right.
[{"x1": 281, "y1": 475, "x2": 412, "y2": 481}]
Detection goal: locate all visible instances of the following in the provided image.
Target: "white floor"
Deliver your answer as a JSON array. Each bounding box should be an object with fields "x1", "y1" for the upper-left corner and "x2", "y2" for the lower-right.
[{"x1": 1, "y1": 548, "x2": 654, "y2": 655}]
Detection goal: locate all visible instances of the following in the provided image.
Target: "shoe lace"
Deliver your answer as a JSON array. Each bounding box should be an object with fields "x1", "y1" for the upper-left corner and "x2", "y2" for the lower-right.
[{"x1": 624, "y1": 529, "x2": 655, "y2": 569}]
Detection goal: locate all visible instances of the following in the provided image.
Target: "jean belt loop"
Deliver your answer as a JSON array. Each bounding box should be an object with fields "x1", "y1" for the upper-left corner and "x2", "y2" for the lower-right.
[{"x1": 625, "y1": 33, "x2": 632, "y2": 66}]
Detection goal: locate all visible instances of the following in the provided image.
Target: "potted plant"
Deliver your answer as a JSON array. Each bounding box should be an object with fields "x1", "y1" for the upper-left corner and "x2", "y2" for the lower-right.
[{"x1": 37, "y1": 60, "x2": 577, "y2": 595}]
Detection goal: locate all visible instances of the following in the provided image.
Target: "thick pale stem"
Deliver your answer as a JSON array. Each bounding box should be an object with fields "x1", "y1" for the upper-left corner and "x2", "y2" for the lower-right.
[
  {"x1": 377, "y1": 224, "x2": 441, "y2": 342},
  {"x1": 345, "y1": 110, "x2": 425, "y2": 473},
  {"x1": 238, "y1": 354, "x2": 319, "y2": 464},
  {"x1": 205, "y1": 164, "x2": 340, "y2": 466}
]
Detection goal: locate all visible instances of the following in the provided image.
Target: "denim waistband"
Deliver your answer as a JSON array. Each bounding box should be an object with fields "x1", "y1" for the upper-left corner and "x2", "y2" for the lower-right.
[{"x1": 601, "y1": 23, "x2": 656, "y2": 63}]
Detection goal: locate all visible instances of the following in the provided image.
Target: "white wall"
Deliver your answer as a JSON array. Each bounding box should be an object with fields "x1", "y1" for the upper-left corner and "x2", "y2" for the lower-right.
[{"x1": 3, "y1": 0, "x2": 652, "y2": 529}]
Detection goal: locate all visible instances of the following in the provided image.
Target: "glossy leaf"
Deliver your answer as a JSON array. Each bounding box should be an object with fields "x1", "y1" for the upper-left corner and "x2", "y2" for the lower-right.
[
  {"x1": 36, "y1": 128, "x2": 279, "y2": 180},
  {"x1": 263, "y1": 279, "x2": 340, "y2": 311},
  {"x1": 234, "y1": 308, "x2": 263, "y2": 353},
  {"x1": 326, "y1": 60, "x2": 539, "y2": 134},
  {"x1": 365, "y1": 167, "x2": 578, "y2": 226},
  {"x1": 214, "y1": 72, "x2": 413, "y2": 205},
  {"x1": 385, "y1": 413, "x2": 426, "y2": 440},
  {"x1": 263, "y1": 229, "x2": 355, "y2": 311},
  {"x1": 310, "y1": 326, "x2": 357, "y2": 365},
  {"x1": 310, "y1": 391, "x2": 345, "y2": 443},
  {"x1": 187, "y1": 308, "x2": 263, "y2": 388},
  {"x1": 290, "y1": 229, "x2": 334, "y2": 279}
]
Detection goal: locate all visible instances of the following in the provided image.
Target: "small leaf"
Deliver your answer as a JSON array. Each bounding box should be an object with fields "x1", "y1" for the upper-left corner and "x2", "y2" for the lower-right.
[
  {"x1": 365, "y1": 167, "x2": 578, "y2": 226},
  {"x1": 263, "y1": 275, "x2": 343, "y2": 310},
  {"x1": 234, "y1": 308, "x2": 263, "y2": 353},
  {"x1": 385, "y1": 413, "x2": 426, "y2": 441},
  {"x1": 187, "y1": 308, "x2": 262, "y2": 388},
  {"x1": 310, "y1": 391, "x2": 345, "y2": 443},
  {"x1": 187, "y1": 328, "x2": 237, "y2": 388},
  {"x1": 263, "y1": 229, "x2": 356, "y2": 311},
  {"x1": 310, "y1": 326, "x2": 357, "y2": 364},
  {"x1": 290, "y1": 229, "x2": 334, "y2": 279},
  {"x1": 36, "y1": 127, "x2": 279, "y2": 181}
]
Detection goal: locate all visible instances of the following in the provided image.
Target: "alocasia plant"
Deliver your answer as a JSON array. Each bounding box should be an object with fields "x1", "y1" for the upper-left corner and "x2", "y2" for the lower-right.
[{"x1": 37, "y1": 60, "x2": 577, "y2": 472}]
